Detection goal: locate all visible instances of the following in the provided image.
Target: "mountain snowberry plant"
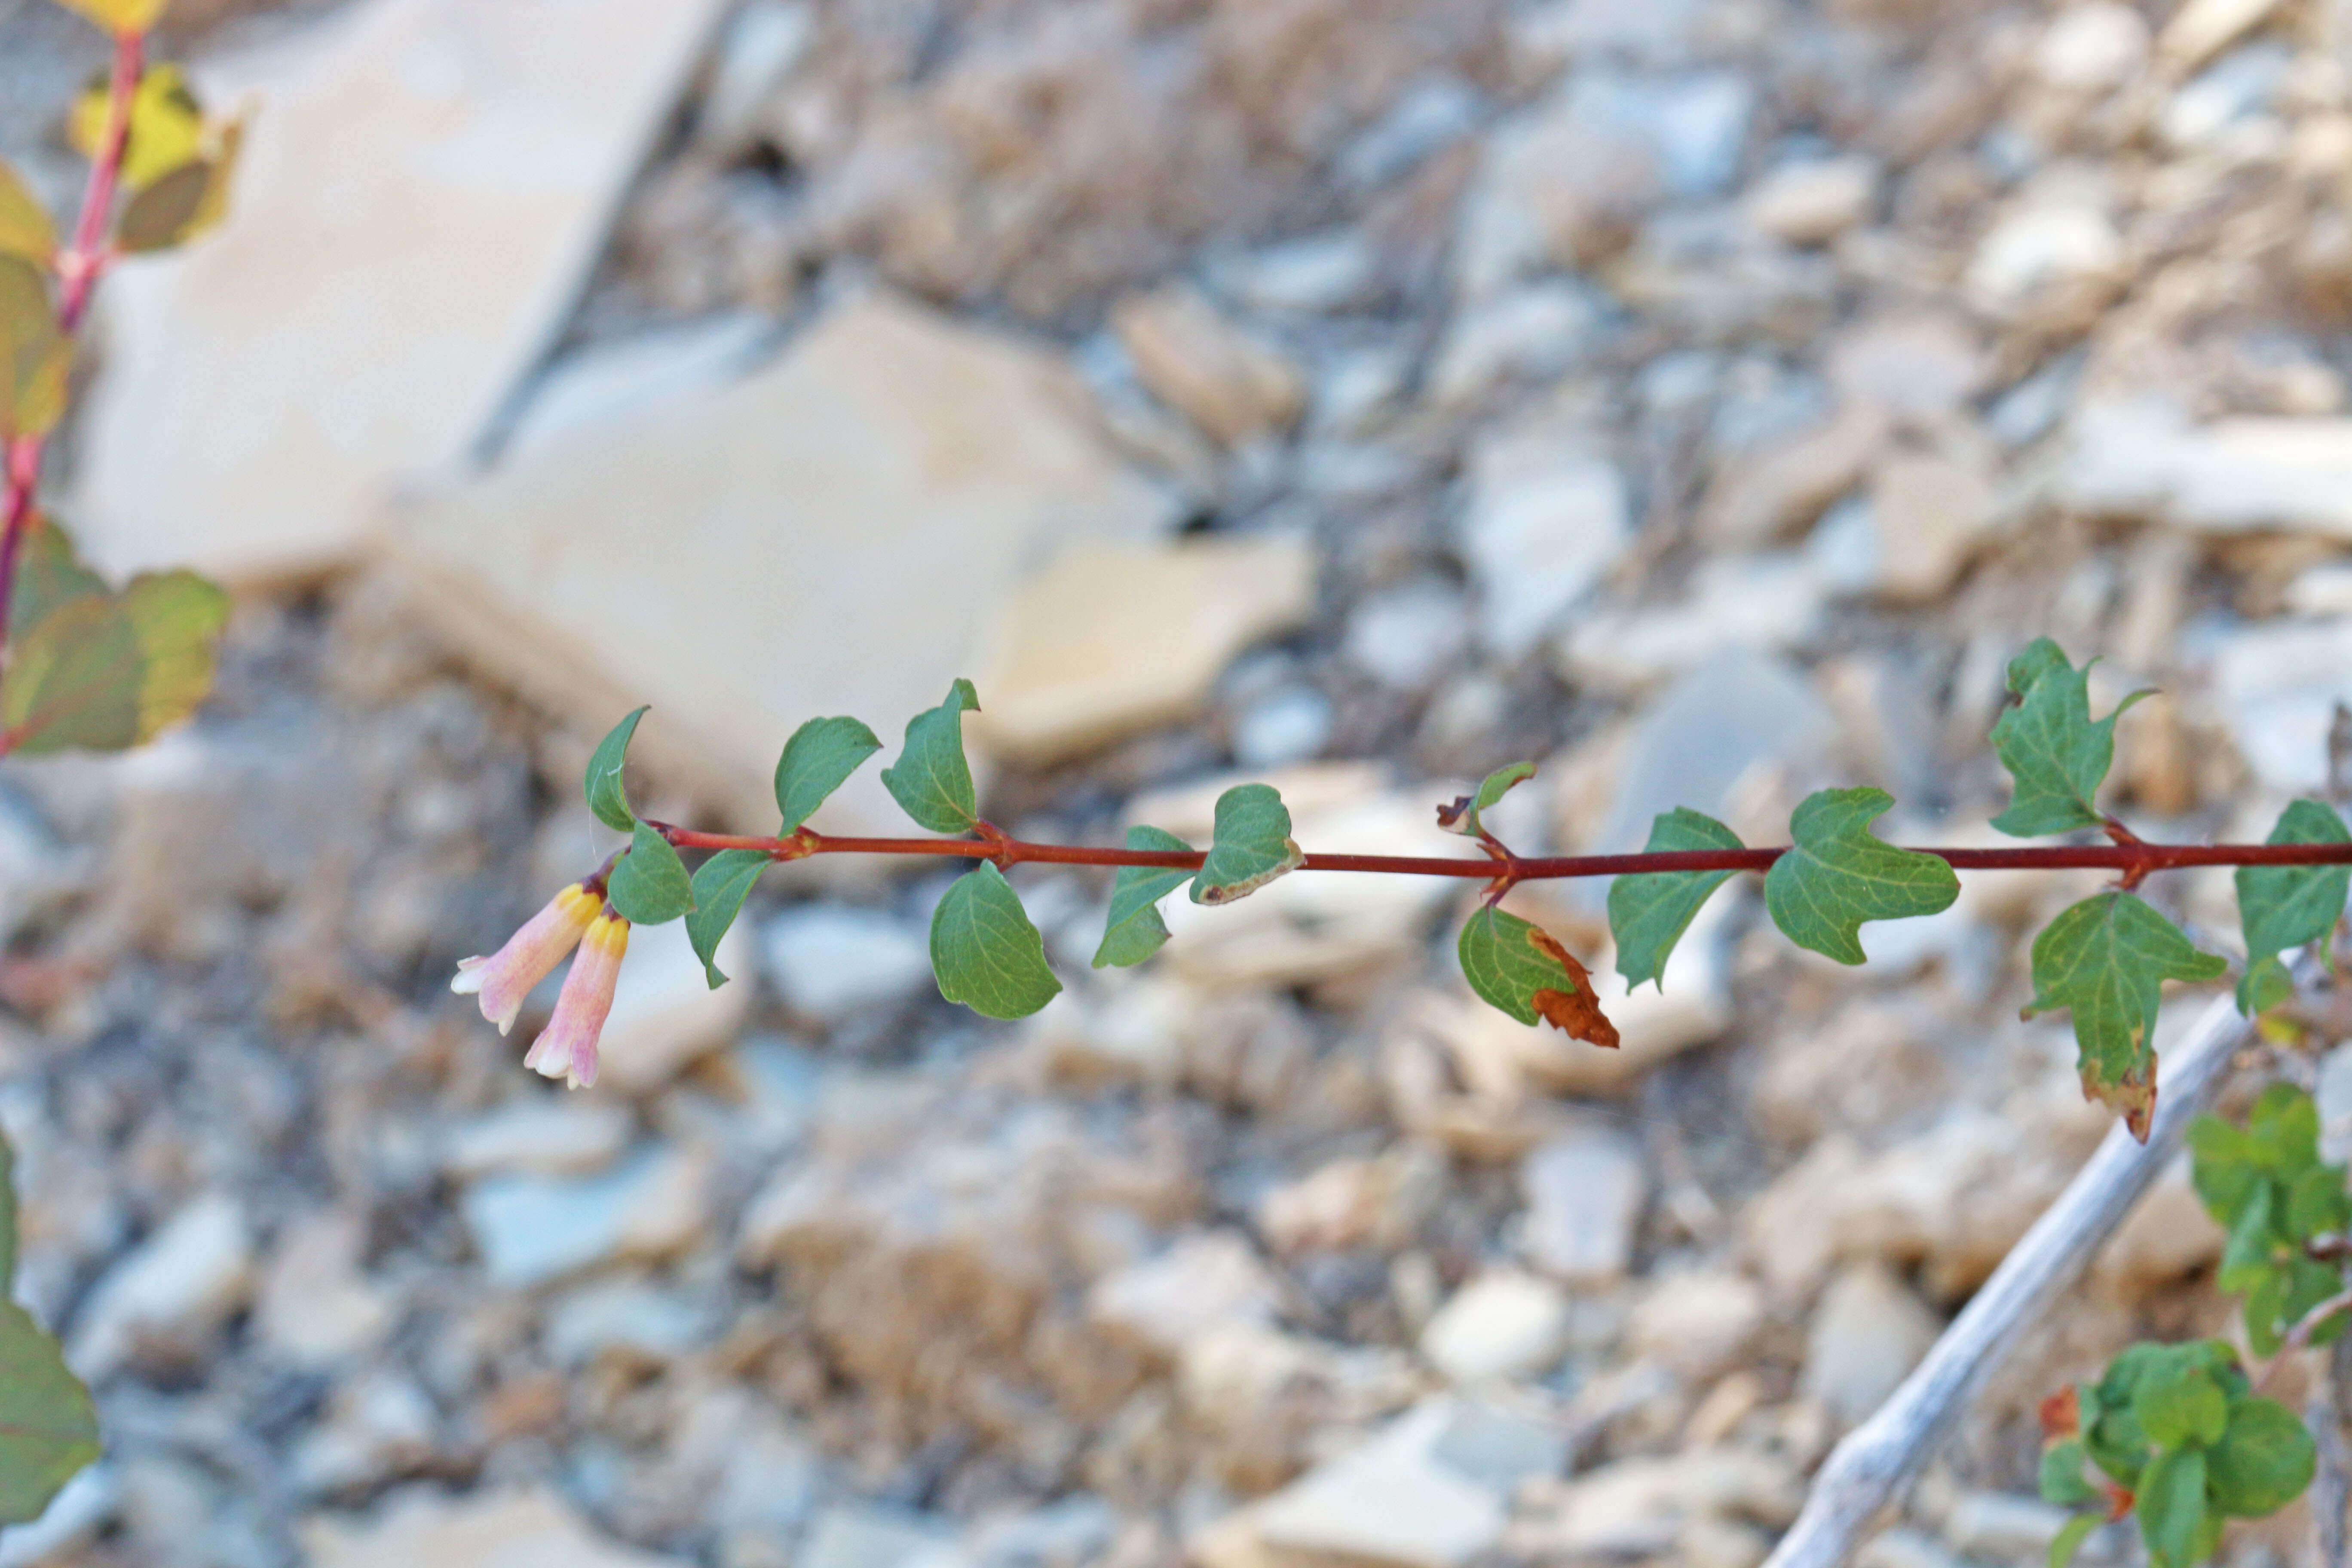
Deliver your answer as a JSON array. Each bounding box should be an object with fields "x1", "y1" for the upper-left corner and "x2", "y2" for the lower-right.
[
  {"x1": 474, "y1": 642, "x2": 2352, "y2": 1133},
  {"x1": 0, "y1": 0, "x2": 239, "y2": 1527},
  {"x1": 449, "y1": 642, "x2": 2352, "y2": 1567}
]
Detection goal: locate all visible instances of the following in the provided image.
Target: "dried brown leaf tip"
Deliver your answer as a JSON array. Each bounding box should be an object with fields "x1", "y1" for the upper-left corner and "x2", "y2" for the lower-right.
[
  {"x1": 2080, "y1": 1060, "x2": 2156, "y2": 1144},
  {"x1": 1528, "y1": 927, "x2": 1620, "y2": 1050},
  {"x1": 1434, "y1": 795, "x2": 1473, "y2": 833},
  {"x1": 2039, "y1": 1384, "x2": 2080, "y2": 1442}
]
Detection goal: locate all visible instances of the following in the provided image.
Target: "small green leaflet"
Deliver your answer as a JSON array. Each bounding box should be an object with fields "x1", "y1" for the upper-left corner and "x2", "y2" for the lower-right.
[
  {"x1": 0, "y1": 161, "x2": 54, "y2": 263},
  {"x1": 2134, "y1": 1357, "x2": 2227, "y2": 1449},
  {"x1": 883, "y1": 680, "x2": 980, "y2": 835},
  {"x1": 2205, "y1": 1398, "x2": 2316, "y2": 1517},
  {"x1": 1763, "y1": 788, "x2": 1958, "y2": 965},
  {"x1": 2027, "y1": 893, "x2": 2226, "y2": 1140},
  {"x1": 1093, "y1": 826, "x2": 1194, "y2": 968},
  {"x1": 775, "y1": 715, "x2": 882, "y2": 834},
  {"x1": 931, "y1": 863, "x2": 1061, "y2": 1019},
  {"x1": 1436, "y1": 761, "x2": 1536, "y2": 839},
  {"x1": 2235, "y1": 799, "x2": 2349, "y2": 1012},
  {"x1": 1192, "y1": 784, "x2": 1305, "y2": 905},
  {"x1": 1457, "y1": 906, "x2": 1619, "y2": 1046},
  {"x1": 0, "y1": 1302, "x2": 100, "y2": 1525},
  {"x1": 585, "y1": 707, "x2": 648, "y2": 832},
  {"x1": 1990, "y1": 637, "x2": 2147, "y2": 838},
  {"x1": 2046, "y1": 1512, "x2": 2102, "y2": 1568},
  {"x1": 686, "y1": 848, "x2": 768, "y2": 988},
  {"x1": 2136, "y1": 1447, "x2": 2208, "y2": 1568},
  {"x1": 1608, "y1": 807, "x2": 1742, "y2": 990},
  {"x1": 606, "y1": 821, "x2": 695, "y2": 926}
]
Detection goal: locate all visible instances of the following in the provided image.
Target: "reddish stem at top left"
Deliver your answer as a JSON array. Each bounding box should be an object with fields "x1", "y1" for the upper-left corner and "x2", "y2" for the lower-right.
[{"x1": 0, "y1": 25, "x2": 145, "y2": 663}]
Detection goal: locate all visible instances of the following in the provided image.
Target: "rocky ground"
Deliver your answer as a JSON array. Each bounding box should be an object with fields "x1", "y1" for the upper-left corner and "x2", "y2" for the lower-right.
[{"x1": 11, "y1": 0, "x2": 2352, "y2": 1565}]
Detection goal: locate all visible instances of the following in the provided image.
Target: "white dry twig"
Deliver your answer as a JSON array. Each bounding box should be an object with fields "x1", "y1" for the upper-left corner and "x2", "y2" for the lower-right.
[{"x1": 1761, "y1": 986, "x2": 2265, "y2": 1568}]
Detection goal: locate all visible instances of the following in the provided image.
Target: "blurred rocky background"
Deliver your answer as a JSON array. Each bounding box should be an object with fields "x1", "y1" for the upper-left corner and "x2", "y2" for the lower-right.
[{"x1": 4, "y1": 0, "x2": 2352, "y2": 1562}]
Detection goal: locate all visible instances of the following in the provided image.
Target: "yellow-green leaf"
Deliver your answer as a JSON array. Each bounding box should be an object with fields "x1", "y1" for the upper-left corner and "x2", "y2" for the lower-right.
[
  {"x1": 1, "y1": 565, "x2": 225, "y2": 754},
  {"x1": 0, "y1": 256, "x2": 68, "y2": 441},
  {"x1": 116, "y1": 116, "x2": 239, "y2": 253},
  {"x1": 120, "y1": 569, "x2": 227, "y2": 740},
  {"x1": 0, "y1": 162, "x2": 57, "y2": 263},
  {"x1": 70, "y1": 64, "x2": 202, "y2": 192},
  {"x1": 52, "y1": 0, "x2": 172, "y2": 34}
]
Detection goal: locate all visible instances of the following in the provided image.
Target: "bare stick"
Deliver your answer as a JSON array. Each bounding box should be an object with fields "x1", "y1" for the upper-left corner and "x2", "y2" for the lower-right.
[
  {"x1": 2311, "y1": 1333, "x2": 2351, "y2": 1568},
  {"x1": 1760, "y1": 985, "x2": 2263, "y2": 1568}
]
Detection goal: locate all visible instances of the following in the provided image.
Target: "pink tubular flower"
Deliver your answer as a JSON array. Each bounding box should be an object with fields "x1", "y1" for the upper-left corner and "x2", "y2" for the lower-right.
[
  {"x1": 450, "y1": 881, "x2": 604, "y2": 1033},
  {"x1": 522, "y1": 910, "x2": 628, "y2": 1090}
]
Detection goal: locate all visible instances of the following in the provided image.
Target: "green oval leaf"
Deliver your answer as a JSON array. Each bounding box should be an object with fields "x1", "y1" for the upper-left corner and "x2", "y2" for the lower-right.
[
  {"x1": 2026, "y1": 892, "x2": 2227, "y2": 1139},
  {"x1": 931, "y1": 863, "x2": 1060, "y2": 1019},
  {"x1": 1608, "y1": 806, "x2": 1742, "y2": 990},
  {"x1": 0, "y1": 1301, "x2": 100, "y2": 1525},
  {"x1": 1762, "y1": 787, "x2": 1959, "y2": 965},
  {"x1": 882, "y1": 680, "x2": 980, "y2": 835},
  {"x1": 1990, "y1": 638, "x2": 2147, "y2": 838},
  {"x1": 2236, "y1": 799, "x2": 2350, "y2": 1012},
  {"x1": 2040, "y1": 1440, "x2": 2102, "y2": 1508},
  {"x1": 606, "y1": 821, "x2": 695, "y2": 926},
  {"x1": 685, "y1": 848, "x2": 768, "y2": 988},
  {"x1": 775, "y1": 715, "x2": 883, "y2": 834},
  {"x1": 1192, "y1": 784, "x2": 1305, "y2": 905},
  {"x1": 2135, "y1": 1357, "x2": 2228, "y2": 1450},
  {"x1": 584, "y1": 707, "x2": 648, "y2": 832},
  {"x1": 1093, "y1": 825, "x2": 1194, "y2": 968},
  {"x1": 2207, "y1": 1396, "x2": 2316, "y2": 1518}
]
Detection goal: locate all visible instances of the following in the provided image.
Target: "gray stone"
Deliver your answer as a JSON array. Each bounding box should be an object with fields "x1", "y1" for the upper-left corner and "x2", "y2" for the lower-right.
[
  {"x1": 1556, "y1": 551, "x2": 1825, "y2": 690},
  {"x1": 2058, "y1": 397, "x2": 2352, "y2": 539},
  {"x1": 1743, "y1": 157, "x2": 1877, "y2": 246},
  {"x1": 301, "y1": 1488, "x2": 689, "y2": 1568},
  {"x1": 1344, "y1": 580, "x2": 1470, "y2": 690},
  {"x1": 1519, "y1": 1126, "x2": 1647, "y2": 1286},
  {"x1": 441, "y1": 1099, "x2": 635, "y2": 1179},
  {"x1": 1942, "y1": 1492, "x2": 2082, "y2": 1561},
  {"x1": 760, "y1": 904, "x2": 934, "y2": 1023},
  {"x1": 505, "y1": 314, "x2": 775, "y2": 462},
  {"x1": 1587, "y1": 649, "x2": 1837, "y2": 855},
  {"x1": 800, "y1": 1505, "x2": 967, "y2": 1568},
  {"x1": 1089, "y1": 1231, "x2": 1283, "y2": 1356},
  {"x1": 1214, "y1": 232, "x2": 1378, "y2": 314},
  {"x1": 1419, "y1": 1271, "x2": 1572, "y2": 1384},
  {"x1": 1459, "y1": 427, "x2": 1630, "y2": 656},
  {"x1": 596, "y1": 915, "x2": 755, "y2": 1093},
  {"x1": 1799, "y1": 1262, "x2": 1941, "y2": 1426},
  {"x1": 379, "y1": 290, "x2": 1175, "y2": 835},
  {"x1": 71, "y1": 1193, "x2": 254, "y2": 1379},
  {"x1": 544, "y1": 1280, "x2": 712, "y2": 1366},
  {"x1": 1244, "y1": 1399, "x2": 1525, "y2": 1568},
  {"x1": 254, "y1": 1209, "x2": 397, "y2": 1370},
  {"x1": 1232, "y1": 686, "x2": 1336, "y2": 770},
  {"x1": 72, "y1": 0, "x2": 731, "y2": 582},
  {"x1": 462, "y1": 1145, "x2": 710, "y2": 1287},
  {"x1": 1427, "y1": 282, "x2": 1605, "y2": 407}
]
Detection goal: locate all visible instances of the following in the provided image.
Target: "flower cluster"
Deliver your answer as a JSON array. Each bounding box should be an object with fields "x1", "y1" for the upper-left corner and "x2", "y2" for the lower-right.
[{"x1": 450, "y1": 879, "x2": 628, "y2": 1089}]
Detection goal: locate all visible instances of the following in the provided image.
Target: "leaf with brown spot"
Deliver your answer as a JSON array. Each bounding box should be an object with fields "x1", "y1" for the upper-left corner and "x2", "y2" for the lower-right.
[{"x1": 1459, "y1": 906, "x2": 1619, "y2": 1048}]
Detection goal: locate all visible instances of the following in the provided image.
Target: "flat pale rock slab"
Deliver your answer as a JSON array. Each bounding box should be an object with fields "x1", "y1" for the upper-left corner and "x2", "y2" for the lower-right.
[
  {"x1": 73, "y1": 0, "x2": 726, "y2": 583},
  {"x1": 303, "y1": 1488, "x2": 687, "y2": 1568},
  {"x1": 971, "y1": 537, "x2": 1315, "y2": 766},
  {"x1": 380, "y1": 291, "x2": 1176, "y2": 832}
]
